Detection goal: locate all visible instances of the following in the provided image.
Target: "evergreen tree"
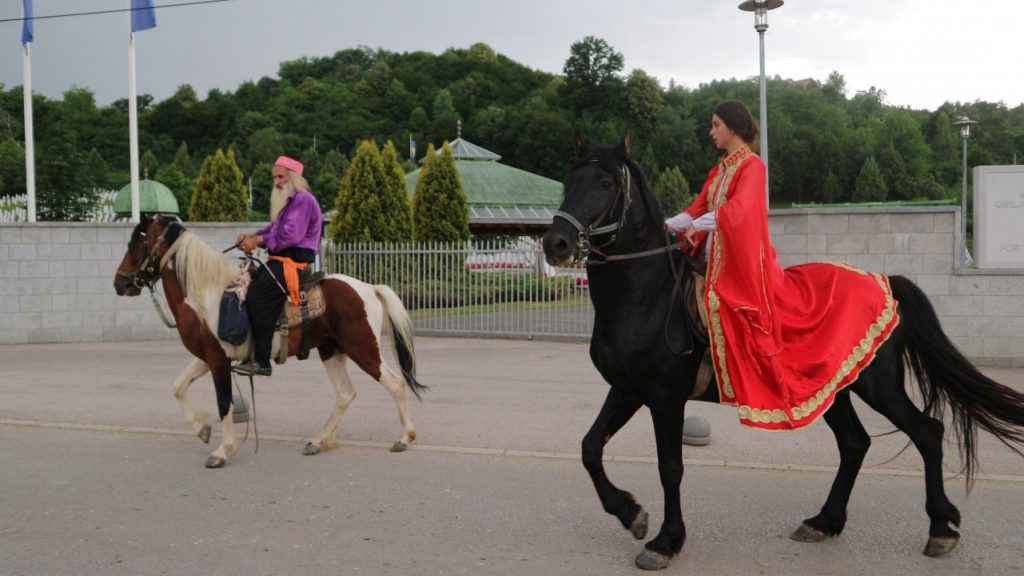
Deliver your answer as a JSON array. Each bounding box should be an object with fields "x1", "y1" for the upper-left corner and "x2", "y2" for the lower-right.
[
  {"x1": 189, "y1": 148, "x2": 248, "y2": 222},
  {"x1": 329, "y1": 140, "x2": 388, "y2": 242},
  {"x1": 877, "y1": 141, "x2": 913, "y2": 200},
  {"x1": 853, "y1": 156, "x2": 887, "y2": 203},
  {"x1": 653, "y1": 165, "x2": 691, "y2": 215},
  {"x1": 819, "y1": 170, "x2": 843, "y2": 204},
  {"x1": 380, "y1": 140, "x2": 414, "y2": 241},
  {"x1": 81, "y1": 148, "x2": 110, "y2": 190},
  {"x1": 173, "y1": 141, "x2": 194, "y2": 178},
  {"x1": 248, "y1": 161, "x2": 274, "y2": 218},
  {"x1": 412, "y1": 142, "x2": 470, "y2": 243},
  {"x1": 154, "y1": 162, "x2": 190, "y2": 218},
  {"x1": 140, "y1": 150, "x2": 159, "y2": 179}
]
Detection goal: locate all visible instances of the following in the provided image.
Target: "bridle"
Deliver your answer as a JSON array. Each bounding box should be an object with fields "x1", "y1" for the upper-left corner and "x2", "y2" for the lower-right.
[
  {"x1": 115, "y1": 217, "x2": 178, "y2": 328},
  {"x1": 552, "y1": 159, "x2": 633, "y2": 263},
  {"x1": 553, "y1": 159, "x2": 683, "y2": 265}
]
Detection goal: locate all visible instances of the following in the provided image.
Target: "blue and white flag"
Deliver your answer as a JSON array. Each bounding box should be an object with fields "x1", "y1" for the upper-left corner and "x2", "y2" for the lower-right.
[
  {"x1": 131, "y1": 0, "x2": 157, "y2": 33},
  {"x1": 21, "y1": 0, "x2": 33, "y2": 46}
]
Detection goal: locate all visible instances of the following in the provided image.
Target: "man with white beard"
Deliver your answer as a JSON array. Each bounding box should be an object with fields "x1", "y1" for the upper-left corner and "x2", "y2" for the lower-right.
[{"x1": 233, "y1": 156, "x2": 323, "y2": 377}]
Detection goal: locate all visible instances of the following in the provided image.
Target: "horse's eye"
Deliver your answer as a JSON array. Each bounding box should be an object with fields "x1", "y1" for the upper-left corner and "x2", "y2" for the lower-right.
[{"x1": 601, "y1": 179, "x2": 613, "y2": 188}]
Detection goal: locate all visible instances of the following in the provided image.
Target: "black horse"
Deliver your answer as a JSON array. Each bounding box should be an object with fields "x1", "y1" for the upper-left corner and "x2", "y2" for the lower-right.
[{"x1": 542, "y1": 136, "x2": 1024, "y2": 570}]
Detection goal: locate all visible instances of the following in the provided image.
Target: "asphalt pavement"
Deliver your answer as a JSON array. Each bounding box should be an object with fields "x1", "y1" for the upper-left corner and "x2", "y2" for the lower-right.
[{"x1": 1, "y1": 337, "x2": 1022, "y2": 576}]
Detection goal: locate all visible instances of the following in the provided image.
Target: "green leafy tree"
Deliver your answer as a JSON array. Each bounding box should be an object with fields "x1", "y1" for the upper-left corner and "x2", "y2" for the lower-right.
[
  {"x1": 81, "y1": 148, "x2": 110, "y2": 190},
  {"x1": 853, "y1": 156, "x2": 887, "y2": 203},
  {"x1": 877, "y1": 142, "x2": 913, "y2": 200},
  {"x1": 154, "y1": 162, "x2": 190, "y2": 218},
  {"x1": 563, "y1": 36, "x2": 624, "y2": 115},
  {"x1": 653, "y1": 166, "x2": 691, "y2": 216},
  {"x1": 819, "y1": 170, "x2": 843, "y2": 204},
  {"x1": 412, "y1": 142, "x2": 470, "y2": 243},
  {"x1": 248, "y1": 161, "x2": 273, "y2": 218},
  {"x1": 330, "y1": 140, "x2": 388, "y2": 242},
  {"x1": 189, "y1": 148, "x2": 248, "y2": 221},
  {"x1": 380, "y1": 140, "x2": 414, "y2": 241},
  {"x1": 0, "y1": 139, "x2": 27, "y2": 197},
  {"x1": 431, "y1": 89, "x2": 459, "y2": 144},
  {"x1": 625, "y1": 69, "x2": 662, "y2": 138}
]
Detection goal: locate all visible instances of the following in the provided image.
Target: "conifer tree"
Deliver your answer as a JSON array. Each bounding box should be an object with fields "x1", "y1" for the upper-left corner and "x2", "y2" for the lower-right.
[
  {"x1": 819, "y1": 170, "x2": 843, "y2": 204},
  {"x1": 140, "y1": 150, "x2": 159, "y2": 180},
  {"x1": 189, "y1": 148, "x2": 248, "y2": 222},
  {"x1": 380, "y1": 140, "x2": 414, "y2": 241},
  {"x1": 173, "y1": 141, "x2": 194, "y2": 179},
  {"x1": 329, "y1": 140, "x2": 388, "y2": 242},
  {"x1": 155, "y1": 163, "x2": 189, "y2": 218},
  {"x1": 853, "y1": 156, "x2": 887, "y2": 203},
  {"x1": 653, "y1": 166, "x2": 690, "y2": 215},
  {"x1": 412, "y1": 142, "x2": 470, "y2": 243}
]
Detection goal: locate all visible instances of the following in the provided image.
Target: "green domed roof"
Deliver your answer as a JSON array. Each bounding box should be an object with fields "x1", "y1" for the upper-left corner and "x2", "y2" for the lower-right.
[{"x1": 114, "y1": 179, "x2": 180, "y2": 216}]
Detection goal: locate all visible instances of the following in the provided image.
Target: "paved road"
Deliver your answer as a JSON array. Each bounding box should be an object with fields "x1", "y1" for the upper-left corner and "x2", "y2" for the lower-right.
[{"x1": 2, "y1": 338, "x2": 1022, "y2": 575}]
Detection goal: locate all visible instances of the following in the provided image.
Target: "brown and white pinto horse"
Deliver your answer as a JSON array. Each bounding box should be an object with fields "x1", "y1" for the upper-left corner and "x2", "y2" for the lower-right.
[{"x1": 113, "y1": 214, "x2": 426, "y2": 468}]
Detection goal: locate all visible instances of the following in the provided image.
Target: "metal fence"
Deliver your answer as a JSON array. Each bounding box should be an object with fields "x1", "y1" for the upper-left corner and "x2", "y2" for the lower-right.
[{"x1": 323, "y1": 239, "x2": 593, "y2": 340}]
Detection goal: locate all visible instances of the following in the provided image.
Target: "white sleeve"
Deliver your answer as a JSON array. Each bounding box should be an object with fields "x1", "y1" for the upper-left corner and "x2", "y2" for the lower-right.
[
  {"x1": 664, "y1": 212, "x2": 694, "y2": 233},
  {"x1": 692, "y1": 211, "x2": 717, "y2": 232}
]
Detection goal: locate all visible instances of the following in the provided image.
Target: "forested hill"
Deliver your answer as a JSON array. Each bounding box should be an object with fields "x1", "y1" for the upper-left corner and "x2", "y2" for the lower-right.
[{"x1": 1, "y1": 37, "x2": 1021, "y2": 214}]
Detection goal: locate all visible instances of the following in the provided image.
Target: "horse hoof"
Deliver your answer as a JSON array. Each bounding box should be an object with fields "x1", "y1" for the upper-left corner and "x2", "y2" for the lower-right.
[
  {"x1": 790, "y1": 523, "x2": 829, "y2": 543},
  {"x1": 303, "y1": 443, "x2": 322, "y2": 456},
  {"x1": 198, "y1": 425, "x2": 211, "y2": 444},
  {"x1": 629, "y1": 509, "x2": 649, "y2": 540},
  {"x1": 204, "y1": 456, "x2": 226, "y2": 468},
  {"x1": 390, "y1": 441, "x2": 408, "y2": 453},
  {"x1": 924, "y1": 535, "x2": 959, "y2": 557},
  {"x1": 634, "y1": 548, "x2": 672, "y2": 571}
]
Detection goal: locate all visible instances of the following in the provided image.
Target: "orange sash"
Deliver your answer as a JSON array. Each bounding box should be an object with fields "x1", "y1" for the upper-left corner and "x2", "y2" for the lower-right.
[{"x1": 268, "y1": 256, "x2": 309, "y2": 305}]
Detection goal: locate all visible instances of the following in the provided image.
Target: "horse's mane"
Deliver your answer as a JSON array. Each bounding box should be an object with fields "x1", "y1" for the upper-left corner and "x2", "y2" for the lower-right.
[
  {"x1": 161, "y1": 231, "x2": 238, "y2": 324},
  {"x1": 569, "y1": 146, "x2": 663, "y2": 222}
]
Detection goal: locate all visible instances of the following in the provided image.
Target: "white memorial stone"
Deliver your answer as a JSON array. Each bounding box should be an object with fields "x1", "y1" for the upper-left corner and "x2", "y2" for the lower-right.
[{"x1": 974, "y1": 165, "x2": 1024, "y2": 269}]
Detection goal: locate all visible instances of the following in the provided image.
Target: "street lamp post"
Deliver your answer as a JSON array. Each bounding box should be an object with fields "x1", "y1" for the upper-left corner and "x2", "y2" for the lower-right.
[
  {"x1": 739, "y1": 0, "x2": 783, "y2": 206},
  {"x1": 953, "y1": 116, "x2": 977, "y2": 268}
]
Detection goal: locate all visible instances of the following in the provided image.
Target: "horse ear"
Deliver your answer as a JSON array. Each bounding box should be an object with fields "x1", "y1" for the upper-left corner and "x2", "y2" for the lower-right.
[
  {"x1": 573, "y1": 132, "x2": 587, "y2": 159},
  {"x1": 613, "y1": 133, "x2": 631, "y2": 163}
]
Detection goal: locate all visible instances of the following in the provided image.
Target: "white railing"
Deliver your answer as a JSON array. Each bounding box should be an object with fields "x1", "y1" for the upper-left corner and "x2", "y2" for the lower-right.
[
  {"x1": 324, "y1": 238, "x2": 593, "y2": 339},
  {"x1": 0, "y1": 190, "x2": 119, "y2": 222}
]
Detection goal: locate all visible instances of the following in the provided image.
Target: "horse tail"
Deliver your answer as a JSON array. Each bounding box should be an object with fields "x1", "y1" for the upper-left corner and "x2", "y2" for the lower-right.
[
  {"x1": 889, "y1": 274, "x2": 1024, "y2": 485},
  {"x1": 374, "y1": 284, "x2": 428, "y2": 400}
]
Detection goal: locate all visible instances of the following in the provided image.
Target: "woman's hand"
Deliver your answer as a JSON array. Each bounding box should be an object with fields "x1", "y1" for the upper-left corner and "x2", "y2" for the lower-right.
[{"x1": 684, "y1": 225, "x2": 698, "y2": 247}]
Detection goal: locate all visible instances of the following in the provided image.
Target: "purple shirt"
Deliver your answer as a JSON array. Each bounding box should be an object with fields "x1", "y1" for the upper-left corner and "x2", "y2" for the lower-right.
[{"x1": 256, "y1": 189, "x2": 322, "y2": 253}]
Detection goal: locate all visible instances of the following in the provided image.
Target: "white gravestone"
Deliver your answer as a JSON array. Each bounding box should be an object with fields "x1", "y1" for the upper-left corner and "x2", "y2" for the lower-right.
[{"x1": 974, "y1": 165, "x2": 1024, "y2": 269}]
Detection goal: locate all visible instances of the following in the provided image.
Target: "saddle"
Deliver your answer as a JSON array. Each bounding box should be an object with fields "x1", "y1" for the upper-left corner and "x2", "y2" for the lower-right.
[
  {"x1": 273, "y1": 270, "x2": 327, "y2": 364},
  {"x1": 682, "y1": 265, "x2": 715, "y2": 401}
]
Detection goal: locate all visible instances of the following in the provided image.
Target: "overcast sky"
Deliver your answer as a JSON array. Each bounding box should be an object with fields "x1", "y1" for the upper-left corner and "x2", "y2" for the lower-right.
[{"x1": 1, "y1": 0, "x2": 1022, "y2": 112}]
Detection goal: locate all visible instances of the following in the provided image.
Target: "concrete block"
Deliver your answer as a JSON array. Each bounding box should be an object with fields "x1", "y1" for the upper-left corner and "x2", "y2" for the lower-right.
[
  {"x1": 37, "y1": 243, "x2": 81, "y2": 260},
  {"x1": 809, "y1": 215, "x2": 849, "y2": 234},
  {"x1": 915, "y1": 274, "x2": 950, "y2": 296},
  {"x1": 949, "y1": 275, "x2": 989, "y2": 295},
  {"x1": 77, "y1": 277, "x2": 110, "y2": 295},
  {"x1": 849, "y1": 213, "x2": 891, "y2": 233},
  {"x1": 772, "y1": 234, "x2": 806, "y2": 255},
  {"x1": 8, "y1": 244, "x2": 38, "y2": 261},
  {"x1": 950, "y1": 334, "x2": 984, "y2": 358},
  {"x1": 33, "y1": 278, "x2": 76, "y2": 295},
  {"x1": 983, "y1": 295, "x2": 1024, "y2": 316},
  {"x1": 935, "y1": 295, "x2": 985, "y2": 317},
  {"x1": 51, "y1": 227, "x2": 69, "y2": 243},
  {"x1": 97, "y1": 227, "x2": 128, "y2": 244},
  {"x1": 900, "y1": 213, "x2": 936, "y2": 232},
  {"x1": 65, "y1": 260, "x2": 103, "y2": 277},
  {"x1": 1006, "y1": 317, "x2": 1024, "y2": 337},
  {"x1": 11, "y1": 312, "x2": 41, "y2": 329},
  {"x1": 772, "y1": 214, "x2": 808, "y2": 234},
  {"x1": 0, "y1": 244, "x2": 8, "y2": 261},
  {"x1": 841, "y1": 255, "x2": 885, "y2": 273},
  {"x1": 130, "y1": 325, "x2": 178, "y2": 341},
  {"x1": 18, "y1": 294, "x2": 52, "y2": 313},
  {"x1": 966, "y1": 315, "x2": 1008, "y2": 337},
  {"x1": 18, "y1": 260, "x2": 49, "y2": 279},
  {"x1": 42, "y1": 311, "x2": 82, "y2": 329},
  {"x1": 908, "y1": 233, "x2": 954, "y2": 255},
  {"x1": 0, "y1": 261, "x2": 18, "y2": 277},
  {"x1": 919, "y1": 254, "x2": 954, "y2": 274},
  {"x1": 52, "y1": 294, "x2": 69, "y2": 312},
  {"x1": 0, "y1": 330, "x2": 28, "y2": 344},
  {"x1": 80, "y1": 244, "x2": 112, "y2": 261},
  {"x1": 0, "y1": 291, "x2": 18, "y2": 312},
  {"x1": 827, "y1": 234, "x2": 870, "y2": 255},
  {"x1": 48, "y1": 261, "x2": 66, "y2": 277},
  {"x1": 987, "y1": 276, "x2": 1024, "y2": 295},
  {"x1": 939, "y1": 315, "x2": 966, "y2": 337},
  {"x1": 983, "y1": 338, "x2": 1017, "y2": 359},
  {"x1": 0, "y1": 227, "x2": 21, "y2": 243},
  {"x1": 68, "y1": 228, "x2": 98, "y2": 244},
  {"x1": 6, "y1": 279, "x2": 34, "y2": 296},
  {"x1": 870, "y1": 234, "x2": 911, "y2": 255},
  {"x1": 807, "y1": 235, "x2": 827, "y2": 253},
  {"x1": 20, "y1": 227, "x2": 52, "y2": 243},
  {"x1": 102, "y1": 325, "x2": 133, "y2": 341}
]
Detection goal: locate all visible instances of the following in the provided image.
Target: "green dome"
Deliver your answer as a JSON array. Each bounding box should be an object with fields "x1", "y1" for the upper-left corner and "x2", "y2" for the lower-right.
[{"x1": 114, "y1": 179, "x2": 180, "y2": 216}]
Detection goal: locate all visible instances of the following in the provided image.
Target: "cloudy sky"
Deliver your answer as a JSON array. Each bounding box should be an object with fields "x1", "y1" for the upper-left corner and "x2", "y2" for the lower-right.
[{"x1": 1, "y1": 0, "x2": 1021, "y2": 111}]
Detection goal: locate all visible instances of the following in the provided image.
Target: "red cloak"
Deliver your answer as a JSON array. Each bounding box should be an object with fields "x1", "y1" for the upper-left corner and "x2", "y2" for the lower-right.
[{"x1": 678, "y1": 146, "x2": 899, "y2": 430}]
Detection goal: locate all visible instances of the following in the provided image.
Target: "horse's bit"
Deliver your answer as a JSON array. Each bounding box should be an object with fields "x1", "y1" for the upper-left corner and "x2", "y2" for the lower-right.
[{"x1": 553, "y1": 162, "x2": 633, "y2": 262}]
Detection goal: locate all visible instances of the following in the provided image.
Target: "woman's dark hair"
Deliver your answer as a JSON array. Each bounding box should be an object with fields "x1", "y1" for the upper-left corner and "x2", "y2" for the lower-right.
[{"x1": 714, "y1": 100, "x2": 760, "y2": 146}]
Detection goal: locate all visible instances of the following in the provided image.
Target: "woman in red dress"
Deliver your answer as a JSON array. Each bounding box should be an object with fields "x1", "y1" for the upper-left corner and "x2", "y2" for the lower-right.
[{"x1": 666, "y1": 101, "x2": 899, "y2": 431}]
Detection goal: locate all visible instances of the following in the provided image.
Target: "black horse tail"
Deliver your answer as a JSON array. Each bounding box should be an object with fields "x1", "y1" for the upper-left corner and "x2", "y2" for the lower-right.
[
  {"x1": 889, "y1": 275, "x2": 1024, "y2": 485},
  {"x1": 375, "y1": 284, "x2": 428, "y2": 400}
]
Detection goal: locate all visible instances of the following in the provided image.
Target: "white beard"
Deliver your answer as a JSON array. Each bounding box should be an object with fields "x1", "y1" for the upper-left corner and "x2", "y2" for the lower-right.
[{"x1": 269, "y1": 182, "x2": 293, "y2": 221}]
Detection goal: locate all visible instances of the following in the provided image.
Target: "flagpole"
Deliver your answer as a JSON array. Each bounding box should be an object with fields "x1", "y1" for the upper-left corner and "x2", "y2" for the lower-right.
[
  {"x1": 22, "y1": 3, "x2": 36, "y2": 222},
  {"x1": 128, "y1": 27, "x2": 141, "y2": 222}
]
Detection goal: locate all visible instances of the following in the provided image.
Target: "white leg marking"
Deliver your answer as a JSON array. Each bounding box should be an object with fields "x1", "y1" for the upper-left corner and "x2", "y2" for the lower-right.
[
  {"x1": 208, "y1": 405, "x2": 237, "y2": 466},
  {"x1": 305, "y1": 354, "x2": 356, "y2": 455},
  {"x1": 173, "y1": 359, "x2": 211, "y2": 437},
  {"x1": 377, "y1": 363, "x2": 416, "y2": 449}
]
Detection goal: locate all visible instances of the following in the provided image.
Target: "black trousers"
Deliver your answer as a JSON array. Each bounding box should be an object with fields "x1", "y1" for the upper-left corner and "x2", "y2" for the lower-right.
[{"x1": 246, "y1": 248, "x2": 315, "y2": 367}]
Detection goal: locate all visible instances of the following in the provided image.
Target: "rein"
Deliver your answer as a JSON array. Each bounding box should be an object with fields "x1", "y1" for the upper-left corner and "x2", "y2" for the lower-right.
[{"x1": 553, "y1": 161, "x2": 632, "y2": 262}]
